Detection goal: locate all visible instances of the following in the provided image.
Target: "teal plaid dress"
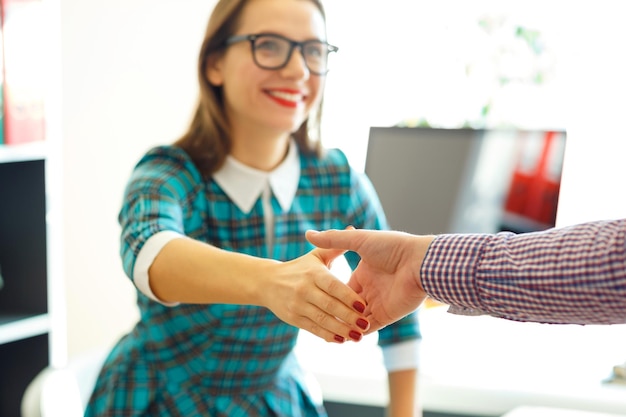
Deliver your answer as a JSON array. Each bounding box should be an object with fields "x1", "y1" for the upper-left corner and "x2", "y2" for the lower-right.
[{"x1": 84, "y1": 145, "x2": 421, "y2": 417}]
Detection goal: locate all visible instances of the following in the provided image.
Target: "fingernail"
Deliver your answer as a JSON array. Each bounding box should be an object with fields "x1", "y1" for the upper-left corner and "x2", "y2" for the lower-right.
[
  {"x1": 349, "y1": 330, "x2": 362, "y2": 342},
  {"x1": 334, "y1": 335, "x2": 345, "y2": 343},
  {"x1": 356, "y1": 318, "x2": 369, "y2": 330},
  {"x1": 353, "y1": 301, "x2": 365, "y2": 313}
]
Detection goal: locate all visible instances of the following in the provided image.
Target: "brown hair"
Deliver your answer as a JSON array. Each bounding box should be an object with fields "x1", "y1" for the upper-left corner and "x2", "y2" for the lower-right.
[{"x1": 174, "y1": 0, "x2": 327, "y2": 177}]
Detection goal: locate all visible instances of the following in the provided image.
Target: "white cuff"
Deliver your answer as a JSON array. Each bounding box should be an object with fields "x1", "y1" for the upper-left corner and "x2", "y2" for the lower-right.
[
  {"x1": 133, "y1": 231, "x2": 186, "y2": 306},
  {"x1": 381, "y1": 339, "x2": 421, "y2": 372}
]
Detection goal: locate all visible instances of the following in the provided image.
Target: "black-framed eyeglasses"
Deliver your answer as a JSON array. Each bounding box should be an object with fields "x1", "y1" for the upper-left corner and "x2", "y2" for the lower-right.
[{"x1": 225, "y1": 33, "x2": 338, "y2": 76}]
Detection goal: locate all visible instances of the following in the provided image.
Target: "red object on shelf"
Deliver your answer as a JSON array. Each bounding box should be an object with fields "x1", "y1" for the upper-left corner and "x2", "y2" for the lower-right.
[
  {"x1": 1, "y1": 0, "x2": 46, "y2": 145},
  {"x1": 503, "y1": 131, "x2": 566, "y2": 227}
]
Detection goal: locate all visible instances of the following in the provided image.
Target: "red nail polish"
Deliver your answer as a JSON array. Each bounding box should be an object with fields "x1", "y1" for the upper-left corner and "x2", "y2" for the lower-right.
[
  {"x1": 356, "y1": 318, "x2": 369, "y2": 330},
  {"x1": 349, "y1": 330, "x2": 362, "y2": 341},
  {"x1": 353, "y1": 301, "x2": 365, "y2": 313},
  {"x1": 334, "y1": 335, "x2": 345, "y2": 343}
]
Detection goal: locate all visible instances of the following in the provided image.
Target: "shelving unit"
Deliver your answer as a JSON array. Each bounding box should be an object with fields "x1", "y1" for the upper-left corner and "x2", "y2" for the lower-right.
[
  {"x1": 0, "y1": 154, "x2": 50, "y2": 415},
  {"x1": 0, "y1": 0, "x2": 64, "y2": 415},
  {"x1": 0, "y1": 151, "x2": 65, "y2": 416}
]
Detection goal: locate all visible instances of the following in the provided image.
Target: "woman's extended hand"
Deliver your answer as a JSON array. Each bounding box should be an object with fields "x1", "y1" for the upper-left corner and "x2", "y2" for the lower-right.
[{"x1": 259, "y1": 247, "x2": 370, "y2": 344}]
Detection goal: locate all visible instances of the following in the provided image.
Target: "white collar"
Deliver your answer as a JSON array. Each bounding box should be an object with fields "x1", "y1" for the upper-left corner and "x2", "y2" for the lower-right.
[{"x1": 213, "y1": 139, "x2": 300, "y2": 214}]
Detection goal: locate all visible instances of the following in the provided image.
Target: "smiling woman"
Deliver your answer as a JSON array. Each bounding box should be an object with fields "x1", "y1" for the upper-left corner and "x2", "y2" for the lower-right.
[{"x1": 81, "y1": 0, "x2": 421, "y2": 416}]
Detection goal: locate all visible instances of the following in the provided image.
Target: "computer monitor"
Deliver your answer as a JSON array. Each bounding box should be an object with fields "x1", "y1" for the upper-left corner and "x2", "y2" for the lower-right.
[{"x1": 364, "y1": 126, "x2": 567, "y2": 236}]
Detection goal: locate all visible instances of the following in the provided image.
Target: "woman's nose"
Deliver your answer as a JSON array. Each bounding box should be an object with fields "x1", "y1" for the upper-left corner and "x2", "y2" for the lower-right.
[{"x1": 280, "y1": 47, "x2": 310, "y2": 80}]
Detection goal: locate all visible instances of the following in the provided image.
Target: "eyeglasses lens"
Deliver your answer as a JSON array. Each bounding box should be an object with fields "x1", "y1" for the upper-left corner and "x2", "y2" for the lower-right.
[{"x1": 252, "y1": 35, "x2": 330, "y2": 74}]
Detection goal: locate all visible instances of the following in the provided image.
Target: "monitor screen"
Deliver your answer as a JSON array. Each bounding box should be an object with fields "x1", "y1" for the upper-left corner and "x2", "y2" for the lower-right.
[{"x1": 364, "y1": 126, "x2": 567, "y2": 236}]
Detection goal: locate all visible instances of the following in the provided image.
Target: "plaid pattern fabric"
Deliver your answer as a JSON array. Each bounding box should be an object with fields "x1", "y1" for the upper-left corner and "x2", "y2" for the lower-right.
[
  {"x1": 422, "y1": 219, "x2": 626, "y2": 324},
  {"x1": 85, "y1": 145, "x2": 421, "y2": 417}
]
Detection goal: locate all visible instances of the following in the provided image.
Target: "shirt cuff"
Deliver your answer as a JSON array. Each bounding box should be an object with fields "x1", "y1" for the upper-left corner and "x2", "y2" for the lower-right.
[
  {"x1": 421, "y1": 233, "x2": 490, "y2": 310},
  {"x1": 446, "y1": 304, "x2": 490, "y2": 317},
  {"x1": 133, "y1": 230, "x2": 186, "y2": 306},
  {"x1": 381, "y1": 339, "x2": 421, "y2": 372}
]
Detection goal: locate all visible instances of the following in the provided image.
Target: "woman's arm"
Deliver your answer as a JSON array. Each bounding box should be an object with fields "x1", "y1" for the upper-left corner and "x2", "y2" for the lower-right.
[
  {"x1": 387, "y1": 369, "x2": 420, "y2": 417},
  {"x1": 149, "y1": 236, "x2": 368, "y2": 343},
  {"x1": 121, "y1": 147, "x2": 369, "y2": 343}
]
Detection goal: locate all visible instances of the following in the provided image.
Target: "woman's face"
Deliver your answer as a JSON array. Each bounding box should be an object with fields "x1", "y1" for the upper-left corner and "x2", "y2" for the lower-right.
[{"x1": 207, "y1": 0, "x2": 326, "y2": 139}]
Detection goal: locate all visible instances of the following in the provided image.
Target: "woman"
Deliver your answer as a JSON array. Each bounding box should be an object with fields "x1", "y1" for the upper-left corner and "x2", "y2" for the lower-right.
[{"x1": 85, "y1": 0, "x2": 421, "y2": 416}]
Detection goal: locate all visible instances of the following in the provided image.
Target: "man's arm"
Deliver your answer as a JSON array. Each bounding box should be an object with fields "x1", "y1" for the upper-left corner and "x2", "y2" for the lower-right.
[{"x1": 306, "y1": 218, "x2": 626, "y2": 330}]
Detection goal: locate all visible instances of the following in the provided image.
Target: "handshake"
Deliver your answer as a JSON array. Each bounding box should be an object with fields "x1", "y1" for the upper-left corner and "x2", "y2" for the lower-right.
[
  {"x1": 291, "y1": 228, "x2": 436, "y2": 344},
  {"x1": 293, "y1": 218, "x2": 626, "y2": 344}
]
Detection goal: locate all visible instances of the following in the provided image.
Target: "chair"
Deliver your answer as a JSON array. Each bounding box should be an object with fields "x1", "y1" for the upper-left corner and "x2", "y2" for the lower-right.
[{"x1": 21, "y1": 347, "x2": 109, "y2": 417}]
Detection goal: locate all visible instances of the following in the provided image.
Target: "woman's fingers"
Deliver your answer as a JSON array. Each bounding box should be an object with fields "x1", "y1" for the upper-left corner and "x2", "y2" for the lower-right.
[
  {"x1": 314, "y1": 270, "x2": 368, "y2": 326},
  {"x1": 296, "y1": 313, "x2": 363, "y2": 344},
  {"x1": 306, "y1": 273, "x2": 369, "y2": 343},
  {"x1": 277, "y1": 270, "x2": 369, "y2": 343},
  {"x1": 268, "y1": 242, "x2": 370, "y2": 343},
  {"x1": 310, "y1": 248, "x2": 370, "y2": 330},
  {"x1": 278, "y1": 295, "x2": 364, "y2": 343},
  {"x1": 309, "y1": 245, "x2": 368, "y2": 313}
]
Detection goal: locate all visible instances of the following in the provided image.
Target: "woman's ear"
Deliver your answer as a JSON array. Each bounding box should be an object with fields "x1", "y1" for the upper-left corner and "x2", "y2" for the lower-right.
[{"x1": 205, "y1": 53, "x2": 224, "y2": 86}]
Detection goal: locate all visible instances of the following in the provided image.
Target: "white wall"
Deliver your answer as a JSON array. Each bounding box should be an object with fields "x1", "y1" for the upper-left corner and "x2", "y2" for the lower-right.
[
  {"x1": 555, "y1": 1, "x2": 626, "y2": 226},
  {"x1": 60, "y1": 0, "x2": 626, "y2": 361},
  {"x1": 61, "y1": 0, "x2": 217, "y2": 357}
]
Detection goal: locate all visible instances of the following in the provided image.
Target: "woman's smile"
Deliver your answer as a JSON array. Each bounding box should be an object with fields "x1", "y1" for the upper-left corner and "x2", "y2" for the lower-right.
[{"x1": 264, "y1": 88, "x2": 307, "y2": 108}]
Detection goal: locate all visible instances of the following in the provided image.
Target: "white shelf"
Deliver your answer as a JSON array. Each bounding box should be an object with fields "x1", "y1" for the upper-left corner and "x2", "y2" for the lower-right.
[
  {"x1": 0, "y1": 314, "x2": 51, "y2": 345},
  {"x1": 0, "y1": 142, "x2": 48, "y2": 164}
]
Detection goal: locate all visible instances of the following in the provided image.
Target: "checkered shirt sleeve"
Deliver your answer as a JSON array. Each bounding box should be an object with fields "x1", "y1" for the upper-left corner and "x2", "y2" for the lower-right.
[{"x1": 421, "y1": 218, "x2": 626, "y2": 324}]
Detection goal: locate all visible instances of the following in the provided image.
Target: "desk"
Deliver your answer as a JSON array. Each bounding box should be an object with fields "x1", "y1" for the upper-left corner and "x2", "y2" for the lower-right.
[
  {"x1": 503, "y1": 406, "x2": 626, "y2": 417},
  {"x1": 295, "y1": 306, "x2": 626, "y2": 416}
]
